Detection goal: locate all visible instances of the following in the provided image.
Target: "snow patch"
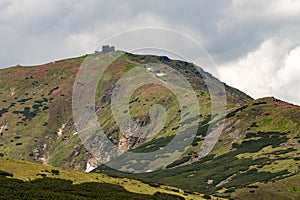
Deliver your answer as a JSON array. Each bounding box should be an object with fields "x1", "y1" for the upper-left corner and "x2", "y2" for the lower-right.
[
  {"x1": 85, "y1": 162, "x2": 96, "y2": 172},
  {"x1": 155, "y1": 72, "x2": 166, "y2": 77}
]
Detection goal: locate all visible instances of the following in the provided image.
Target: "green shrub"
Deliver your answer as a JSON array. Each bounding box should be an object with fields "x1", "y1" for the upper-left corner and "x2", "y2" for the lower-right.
[
  {"x1": 225, "y1": 105, "x2": 247, "y2": 118},
  {"x1": 0, "y1": 170, "x2": 13, "y2": 177},
  {"x1": 0, "y1": 108, "x2": 8, "y2": 117},
  {"x1": 202, "y1": 194, "x2": 211, "y2": 199},
  {"x1": 253, "y1": 102, "x2": 267, "y2": 105},
  {"x1": 166, "y1": 156, "x2": 190, "y2": 168},
  {"x1": 132, "y1": 136, "x2": 174, "y2": 153},
  {"x1": 0, "y1": 176, "x2": 183, "y2": 200},
  {"x1": 48, "y1": 87, "x2": 59, "y2": 95},
  {"x1": 51, "y1": 169, "x2": 60, "y2": 175}
]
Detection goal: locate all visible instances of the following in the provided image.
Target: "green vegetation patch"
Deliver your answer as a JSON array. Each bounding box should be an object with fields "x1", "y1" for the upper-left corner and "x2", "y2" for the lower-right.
[
  {"x1": 95, "y1": 131, "x2": 292, "y2": 196},
  {"x1": 252, "y1": 102, "x2": 267, "y2": 106},
  {"x1": 48, "y1": 87, "x2": 59, "y2": 95},
  {"x1": 225, "y1": 105, "x2": 248, "y2": 119},
  {"x1": 0, "y1": 108, "x2": 8, "y2": 117},
  {"x1": 132, "y1": 135, "x2": 174, "y2": 153},
  {"x1": 12, "y1": 107, "x2": 37, "y2": 121},
  {"x1": 0, "y1": 175, "x2": 184, "y2": 200},
  {"x1": 234, "y1": 131, "x2": 289, "y2": 152}
]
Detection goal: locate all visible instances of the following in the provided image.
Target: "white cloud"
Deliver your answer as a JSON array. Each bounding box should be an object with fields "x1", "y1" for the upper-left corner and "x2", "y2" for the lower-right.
[
  {"x1": 268, "y1": 0, "x2": 300, "y2": 17},
  {"x1": 275, "y1": 46, "x2": 300, "y2": 104},
  {"x1": 225, "y1": 0, "x2": 300, "y2": 20},
  {"x1": 0, "y1": 0, "x2": 70, "y2": 34},
  {"x1": 218, "y1": 37, "x2": 300, "y2": 105}
]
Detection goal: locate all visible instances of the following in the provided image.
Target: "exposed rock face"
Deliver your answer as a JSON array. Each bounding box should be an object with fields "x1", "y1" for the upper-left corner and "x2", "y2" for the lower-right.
[
  {"x1": 57, "y1": 123, "x2": 66, "y2": 136},
  {"x1": 117, "y1": 118, "x2": 149, "y2": 152},
  {"x1": 0, "y1": 123, "x2": 7, "y2": 135},
  {"x1": 118, "y1": 133, "x2": 130, "y2": 152},
  {"x1": 32, "y1": 143, "x2": 48, "y2": 165},
  {"x1": 10, "y1": 88, "x2": 15, "y2": 96}
]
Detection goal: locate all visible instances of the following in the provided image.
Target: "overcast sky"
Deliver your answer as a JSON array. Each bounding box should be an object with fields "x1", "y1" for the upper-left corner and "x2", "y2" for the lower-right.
[{"x1": 1, "y1": 0, "x2": 300, "y2": 105}]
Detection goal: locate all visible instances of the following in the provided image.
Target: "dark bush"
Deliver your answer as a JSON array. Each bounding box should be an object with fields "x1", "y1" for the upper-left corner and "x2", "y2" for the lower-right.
[
  {"x1": 48, "y1": 87, "x2": 59, "y2": 95},
  {"x1": 132, "y1": 136, "x2": 174, "y2": 153},
  {"x1": 51, "y1": 169, "x2": 60, "y2": 175},
  {"x1": 0, "y1": 176, "x2": 183, "y2": 200},
  {"x1": 253, "y1": 102, "x2": 267, "y2": 105},
  {"x1": 225, "y1": 105, "x2": 247, "y2": 118},
  {"x1": 247, "y1": 185, "x2": 259, "y2": 188},
  {"x1": 0, "y1": 108, "x2": 8, "y2": 117},
  {"x1": 166, "y1": 156, "x2": 190, "y2": 168},
  {"x1": 203, "y1": 194, "x2": 211, "y2": 199},
  {"x1": 0, "y1": 170, "x2": 13, "y2": 177}
]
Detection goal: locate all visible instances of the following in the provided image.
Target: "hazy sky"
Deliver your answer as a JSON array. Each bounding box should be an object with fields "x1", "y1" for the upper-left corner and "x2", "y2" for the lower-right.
[{"x1": 1, "y1": 0, "x2": 300, "y2": 105}]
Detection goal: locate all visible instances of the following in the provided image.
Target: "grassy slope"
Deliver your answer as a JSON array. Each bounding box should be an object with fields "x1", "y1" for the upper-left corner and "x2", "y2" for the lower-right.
[
  {"x1": 0, "y1": 56, "x2": 88, "y2": 170},
  {"x1": 0, "y1": 157, "x2": 222, "y2": 200},
  {"x1": 0, "y1": 52, "x2": 252, "y2": 171},
  {"x1": 94, "y1": 97, "x2": 300, "y2": 199},
  {"x1": 1, "y1": 52, "x2": 300, "y2": 198},
  {"x1": 231, "y1": 174, "x2": 300, "y2": 200}
]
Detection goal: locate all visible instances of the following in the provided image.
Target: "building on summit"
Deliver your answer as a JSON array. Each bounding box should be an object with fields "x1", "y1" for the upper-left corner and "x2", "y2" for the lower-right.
[
  {"x1": 94, "y1": 45, "x2": 115, "y2": 53},
  {"x1": 102, "y1": 45, "x2": 115, "y2": 52}
]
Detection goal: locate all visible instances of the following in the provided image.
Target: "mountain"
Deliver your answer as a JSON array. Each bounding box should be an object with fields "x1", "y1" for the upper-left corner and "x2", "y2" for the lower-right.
[
  {"x1": 0, "y1": 51, "x2": 299, "y2": 199},
  {"x1": 0, "y1": 51, "x2": 251, "y2": 170}
]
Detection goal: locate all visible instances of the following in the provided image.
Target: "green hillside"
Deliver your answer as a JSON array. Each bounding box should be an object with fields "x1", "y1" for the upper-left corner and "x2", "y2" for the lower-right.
[
  {"x1": 0, "y1": 157, "x2": 214, "y2": 200},
  {"x1": 94, "y1": 97, "x2": 300, "y2": 199},
  {"x1": 0, "y1": 51, "x2": 251, "y2": 171},
  {"x1": 0, "y1": 51, "x2": 299, "y2": 199}
]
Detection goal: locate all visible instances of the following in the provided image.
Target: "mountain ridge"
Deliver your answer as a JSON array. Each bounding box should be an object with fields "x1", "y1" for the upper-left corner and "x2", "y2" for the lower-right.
[
  {"x1": 0, "y1": 52, "x2": 299, "y2": 199},
  {"x1": 0, "y1": 51, "x2": 251, "y2": 170}
]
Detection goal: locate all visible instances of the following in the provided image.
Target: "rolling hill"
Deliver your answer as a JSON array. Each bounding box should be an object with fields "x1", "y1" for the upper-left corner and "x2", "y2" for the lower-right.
[
  {"x1": 0, "y1": 157, "x2": 214, "y2": 200},
  {"x1": 0, "y1": 51, "x2": 251, "y2": 171},
  {"x1": 0, "y1": 51, "x2": 299, "y2": 199},
  {"x1": 94, "y1": 97, "x2": 300, "y2": 199}
]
